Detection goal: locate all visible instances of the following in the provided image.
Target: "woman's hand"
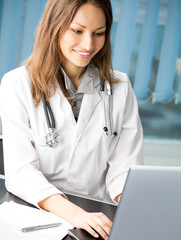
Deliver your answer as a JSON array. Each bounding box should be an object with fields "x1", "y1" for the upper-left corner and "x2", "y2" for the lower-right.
[
  {"x1": 38, "y1": 194, "x2": 112, "y2": 240},
  {"x1": 71, "y1": 208, "x2": 112, "y2": 239},
  {"x1": 115, "y1": 193, "x2": 122, "y2": 203}
]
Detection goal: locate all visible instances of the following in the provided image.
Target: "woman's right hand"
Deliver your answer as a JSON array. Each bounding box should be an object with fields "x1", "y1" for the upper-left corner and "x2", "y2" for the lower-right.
[
  {"x1": 70, "y1": 207, "x2": 112, "y2": 239},
  {"x1": 38, "y1": 194, "x2": 112, "y2": 240}
]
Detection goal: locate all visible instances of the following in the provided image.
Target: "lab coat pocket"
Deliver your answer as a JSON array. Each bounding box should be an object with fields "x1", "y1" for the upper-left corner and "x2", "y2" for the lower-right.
[{"x1": 33, "y1": 134, "x2": 55, "y2": 174}]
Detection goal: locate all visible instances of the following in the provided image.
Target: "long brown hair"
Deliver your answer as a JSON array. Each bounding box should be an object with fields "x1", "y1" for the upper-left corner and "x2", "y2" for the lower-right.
[{"x1": 26, "y1": 0, "x2": 114, "y2": 105}]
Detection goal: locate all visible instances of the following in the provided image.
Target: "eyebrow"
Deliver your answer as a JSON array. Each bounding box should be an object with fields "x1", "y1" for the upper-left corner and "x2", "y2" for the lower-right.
[{"x1": 71, "y1": 23, "x2": 106, "y2": 30}]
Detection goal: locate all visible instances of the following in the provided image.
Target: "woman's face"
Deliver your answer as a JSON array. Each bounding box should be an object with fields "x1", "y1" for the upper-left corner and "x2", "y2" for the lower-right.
[{"x1": 59, "y1": 3, "x2": 106, "y2": 73}]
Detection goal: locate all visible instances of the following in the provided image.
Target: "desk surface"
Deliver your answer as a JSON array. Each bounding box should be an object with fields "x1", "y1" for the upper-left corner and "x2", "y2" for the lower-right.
[{"x1": 0, "y1": 178, "x2": 117, "y2": 240}]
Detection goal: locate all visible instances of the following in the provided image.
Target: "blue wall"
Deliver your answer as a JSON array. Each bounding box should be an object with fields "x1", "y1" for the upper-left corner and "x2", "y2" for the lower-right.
[
  {"x1": 0, "y1": 0, "x2": 47, "y2": 80},
  {"x1": 0, "y1": 0, "x2": 181, "y2": 103}
]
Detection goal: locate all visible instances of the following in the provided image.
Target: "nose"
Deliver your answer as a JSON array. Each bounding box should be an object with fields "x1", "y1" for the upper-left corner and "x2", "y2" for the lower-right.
[{"x1": 81, "y1": 33, "x2": 94, "y2": 51}]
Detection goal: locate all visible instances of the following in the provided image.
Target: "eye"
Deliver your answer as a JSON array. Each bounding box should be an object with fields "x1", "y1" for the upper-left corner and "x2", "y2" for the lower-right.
[
  {"x1": 72, "y1": 29, "x2": 82, "y2": 34},
  {"x1": 94, "y1": 32, "x2": 105, "y2": 37}
]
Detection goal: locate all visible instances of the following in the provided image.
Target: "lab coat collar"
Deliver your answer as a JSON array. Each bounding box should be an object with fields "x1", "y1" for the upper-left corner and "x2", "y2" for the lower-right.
[
  {"x1": 55, "y1": 64, "x2": 102, "y2": 133},
  {"x1": 61, "y1": 64, "x2": 94, "y2": 95}
]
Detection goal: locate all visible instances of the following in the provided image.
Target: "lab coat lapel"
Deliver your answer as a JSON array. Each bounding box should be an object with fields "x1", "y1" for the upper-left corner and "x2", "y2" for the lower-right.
[
  {"x1": 56, "y1": 86, "x2": 77, "y2": 128},
  {"x1": 72, "y1": 88, "x2": 101, "y2": 151}
]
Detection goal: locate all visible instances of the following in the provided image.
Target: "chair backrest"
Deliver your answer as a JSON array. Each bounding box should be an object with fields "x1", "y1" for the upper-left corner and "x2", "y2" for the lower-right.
[{"x1": 0, "y1": 139, "x2": 4, "y2": 175}]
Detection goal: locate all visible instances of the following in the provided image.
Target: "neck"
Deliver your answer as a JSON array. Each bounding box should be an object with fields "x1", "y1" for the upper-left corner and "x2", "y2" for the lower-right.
[{"x1": 61, "y1": 63, "x2": 87, "y2": 89}]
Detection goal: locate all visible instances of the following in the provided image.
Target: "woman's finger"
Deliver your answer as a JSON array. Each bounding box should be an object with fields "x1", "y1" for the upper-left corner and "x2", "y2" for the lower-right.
[
  {"x1": 85, "y1": 213, "x2": 111, "y2": 239},
  {"x1": 72, "y1": 210, "x2": 112, "y2": 239},
  {"x1": 91, "y1": 214, "x2": 111, "y2": 237},
  {"x1": 96, "y1": 212, "x2": 112, "y2": 228},
  {"x1": 82, "y1": 223, "x2": 100, "y2": 238}
]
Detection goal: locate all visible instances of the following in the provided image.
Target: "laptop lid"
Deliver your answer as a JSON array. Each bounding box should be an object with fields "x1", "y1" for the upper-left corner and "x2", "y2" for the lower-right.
[{"x1": 108, "y1": 165, "x2": 181, "y2": 240}]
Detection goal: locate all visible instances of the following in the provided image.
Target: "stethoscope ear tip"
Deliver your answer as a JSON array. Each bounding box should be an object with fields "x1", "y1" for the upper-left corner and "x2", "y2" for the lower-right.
[
  {"x1": 103, "y1": 127, "x2": 108, "y2": 132},
  {"x1": 103, "y1": 127, "x2": 117, "y2": 137}
]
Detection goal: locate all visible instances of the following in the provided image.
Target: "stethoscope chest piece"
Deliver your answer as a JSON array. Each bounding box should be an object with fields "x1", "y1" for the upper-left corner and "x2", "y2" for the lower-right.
[{"x1": 45, "y1": 128, "x2": 60, "y2": 147}]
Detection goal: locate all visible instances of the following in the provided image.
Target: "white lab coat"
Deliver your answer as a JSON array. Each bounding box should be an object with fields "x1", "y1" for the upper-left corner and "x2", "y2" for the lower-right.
[{"x1": 0, "y1": 65, "x2": 143, "y2": 206}]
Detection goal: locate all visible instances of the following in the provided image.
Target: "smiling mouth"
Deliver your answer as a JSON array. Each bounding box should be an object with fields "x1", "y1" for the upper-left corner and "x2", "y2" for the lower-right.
[{"x1": 73, "y1": 50, "x2": 94, "y2": 57}]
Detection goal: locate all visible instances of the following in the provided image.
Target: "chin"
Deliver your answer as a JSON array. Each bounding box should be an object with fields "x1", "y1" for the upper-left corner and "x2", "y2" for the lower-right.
[{"x1": 75, "y1": 60, "x2": 92, "y2": 68}]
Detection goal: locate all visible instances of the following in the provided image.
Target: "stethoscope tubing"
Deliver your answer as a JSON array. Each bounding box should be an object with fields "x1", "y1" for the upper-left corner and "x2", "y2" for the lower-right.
[
  {"x1": 41, "y1": 81, "x2": 117, "y2": 147},
  {"x1": 102, "y1": 81, "x2": 117, "y2": 137},
  {"x1": 41, "y1": 91, "x2": 55, "y2": 129},
  {"x1": 108, "y1": 94, "x2": 114, "y2": 135}
]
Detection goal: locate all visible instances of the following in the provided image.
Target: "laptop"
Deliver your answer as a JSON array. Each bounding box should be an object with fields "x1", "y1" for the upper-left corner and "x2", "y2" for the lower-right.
[
  {"x1": 69, "y1": 165, "x2": 181, "y2": 240},
  {"x1": 109, "y1": 165, "x2": 181, "y2": 240}
]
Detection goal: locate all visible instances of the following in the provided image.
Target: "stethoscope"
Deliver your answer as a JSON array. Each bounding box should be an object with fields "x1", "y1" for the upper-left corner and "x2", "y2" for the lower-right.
[{"x1": 41, "y1": 81, "x2": 117, "y2": 148}]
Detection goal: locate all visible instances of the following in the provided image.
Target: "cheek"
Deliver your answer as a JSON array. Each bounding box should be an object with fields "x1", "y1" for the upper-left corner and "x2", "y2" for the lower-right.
[
  {"x1": 59, "y1": 33, "x2": 77, "y2": 52},
  {"x1": 96, "y1": 37, "x2": 105, "y2": 52}
]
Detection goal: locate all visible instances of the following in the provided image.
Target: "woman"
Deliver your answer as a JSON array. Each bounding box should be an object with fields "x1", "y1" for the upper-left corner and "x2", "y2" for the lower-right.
[{"x1": 0, "y1": 0, "x2": 143, "y2": 239}]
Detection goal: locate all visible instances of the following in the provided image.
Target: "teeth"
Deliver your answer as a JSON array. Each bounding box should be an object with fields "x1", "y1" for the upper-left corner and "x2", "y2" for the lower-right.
[{"x1": 75, "y1": 51, "x2": 91, "y2": 56}]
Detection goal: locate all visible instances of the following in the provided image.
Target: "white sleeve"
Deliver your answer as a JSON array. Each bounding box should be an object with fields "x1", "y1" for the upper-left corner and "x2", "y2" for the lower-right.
[
  {"x1": 106, "y1": 77, "x2": 143, "y2": 201},
  {"x1": 0, "y1": 72, "x2": 63, "y2": 207}
]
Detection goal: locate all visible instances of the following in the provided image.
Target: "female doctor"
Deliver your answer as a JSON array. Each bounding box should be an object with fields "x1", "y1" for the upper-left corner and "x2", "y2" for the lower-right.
[{"x1": 0, "y1": 0, "x2": 143, "y2": 239}]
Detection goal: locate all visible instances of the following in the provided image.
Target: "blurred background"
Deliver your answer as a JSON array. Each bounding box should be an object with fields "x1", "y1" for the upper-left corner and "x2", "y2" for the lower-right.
[{"x1": 0, "y1": 0, "x2": 181, "y2": 168}]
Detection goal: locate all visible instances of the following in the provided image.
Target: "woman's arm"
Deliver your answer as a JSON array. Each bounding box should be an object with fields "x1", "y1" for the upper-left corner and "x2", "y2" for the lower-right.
[
  {"x1": 0, "y1": 70, "x2": 112, "y2": 240},
  {"x1": 38, "y1": 194, "x2": 112, "y2": 240},
  {"x1": 0, "y1": 70, "x2": 63, "y2": 206}
]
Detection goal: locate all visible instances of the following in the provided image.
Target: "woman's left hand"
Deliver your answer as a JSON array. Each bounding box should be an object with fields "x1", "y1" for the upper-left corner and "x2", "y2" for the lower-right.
[{"x1": 115, "y1": 193, "x2": 122, "y2": 203}]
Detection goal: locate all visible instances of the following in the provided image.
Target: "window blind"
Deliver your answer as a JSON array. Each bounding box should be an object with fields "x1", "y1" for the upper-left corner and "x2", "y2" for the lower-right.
[{"x1": 111, "y1": 0, "x2": 181, "y2": 104}]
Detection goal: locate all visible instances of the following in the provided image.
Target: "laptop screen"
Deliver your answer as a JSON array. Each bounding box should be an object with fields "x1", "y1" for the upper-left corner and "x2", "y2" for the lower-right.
[{"x1": 109, "y1": 165, "x2": 181, "y2": 240}]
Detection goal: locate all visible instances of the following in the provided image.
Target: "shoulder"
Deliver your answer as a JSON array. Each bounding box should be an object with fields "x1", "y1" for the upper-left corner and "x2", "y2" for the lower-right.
[
  {"x1": 112, "y1": 69, "x2": 133, "y2": 97},
  {"x1": 112, "y1": 69, "x2": 129, "y2": 83},
  {"x1": 0, "y1": 66, "x2": 32, "y2": 105},
  {"x1": 1, "y1": 66, "x2": 30, "y2": 89},
  {"x1": 111, "y1": 70, "x2": 139, "y2": 109}
]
